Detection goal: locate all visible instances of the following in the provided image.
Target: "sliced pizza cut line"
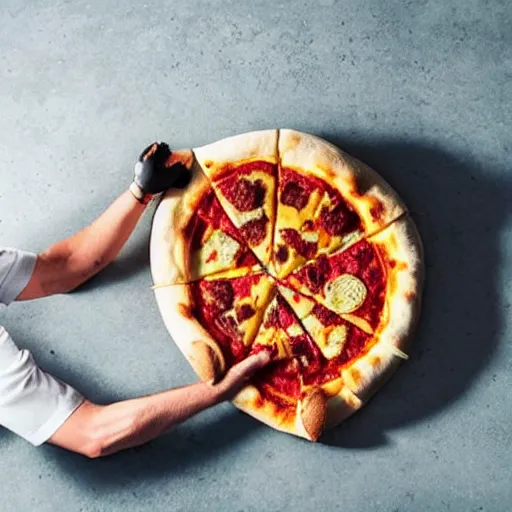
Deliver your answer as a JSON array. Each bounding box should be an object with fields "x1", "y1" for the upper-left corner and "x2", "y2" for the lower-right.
[
  {"x1": 271, "y1": 129, "x2": 407, "y2": 279},
  {"x1": 150, "y1": 163, "x2": 263, "y2": 286},
  {"x1": 282, "y1": 216, "x2": 423, "y2": 395},
  {"x1": 193, "y1": 130, "x2": 279, "y2": 267}
]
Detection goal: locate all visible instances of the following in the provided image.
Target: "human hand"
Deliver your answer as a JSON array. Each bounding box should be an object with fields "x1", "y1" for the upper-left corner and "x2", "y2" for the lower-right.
[
  {"x1": 130, "y1": 142, "x2": 191, "y2": 202},
  {"x1": 214, "y1": 351, "x2": 272, "y2": 402}
]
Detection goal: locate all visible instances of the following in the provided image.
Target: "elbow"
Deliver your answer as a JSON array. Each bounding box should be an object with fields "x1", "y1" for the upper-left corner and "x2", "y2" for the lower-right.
[{"x1": 80, "y1": 411, "x2": 143, "y2": 459}]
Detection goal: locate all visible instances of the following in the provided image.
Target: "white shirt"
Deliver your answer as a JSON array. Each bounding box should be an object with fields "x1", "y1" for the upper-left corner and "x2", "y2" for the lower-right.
[{"x1": 0, "y1": 248, "x2": 84, "y2": 446}]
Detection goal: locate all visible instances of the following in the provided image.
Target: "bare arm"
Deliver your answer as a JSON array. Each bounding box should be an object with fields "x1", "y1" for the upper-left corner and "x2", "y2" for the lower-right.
[
  {"x1": 17, "y1": 190, "x2": 146, "y2": 299},
  {"x1": 48, "y1": 352, "x2": 270, "y2": 458},
  {"x1": 17, "y1": 143, "x2": 192, "y2": 300}
]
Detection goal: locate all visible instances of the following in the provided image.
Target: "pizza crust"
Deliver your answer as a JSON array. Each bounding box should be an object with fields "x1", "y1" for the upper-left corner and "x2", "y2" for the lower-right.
[
  {"x1": 232, "y1": 384, "x2": 328, "y2": 441},
  {"x1": 340, "y1": 215, "x2": 424, "y2": 402},
  {"x1": 278, "y1": 129, "x2": 406, "y2": 238},
  {"x1": 150, "y1": 163, "x2": 210, "y2": 285},
  {"x1": 150, "y1": 162, "x2": 259, "y2": 285},
  {"x1": 153, "y1": 283, "x2": 226, "y2": 383},
  {"x1": 193, "y1": 129, "x2": 279, "y2": 179}
]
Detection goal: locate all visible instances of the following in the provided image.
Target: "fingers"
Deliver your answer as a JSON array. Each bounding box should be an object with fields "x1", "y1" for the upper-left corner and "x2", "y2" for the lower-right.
[{"x1": 236, "y1": 351, "x2": 272, "y2": 377}]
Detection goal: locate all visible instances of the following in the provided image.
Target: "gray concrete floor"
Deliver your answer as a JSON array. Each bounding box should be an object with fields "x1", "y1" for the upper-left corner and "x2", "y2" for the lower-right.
[{"x1": 1, "y1": 1, "x2": 511, "y2": 511}]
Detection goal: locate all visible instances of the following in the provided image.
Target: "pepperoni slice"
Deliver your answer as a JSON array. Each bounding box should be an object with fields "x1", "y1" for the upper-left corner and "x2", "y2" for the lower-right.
[
  {"x1": 202, "y1": 280, "x2": 234, "y2": 313},
  {"x1": 236, "y1": 304, "x2": 256, "y2": 322},
  {"x1": 240, "y1": 215, "x2": 268, "y2": 246},
  {"x1": 319, "y1": 203, "x2": 360, "y2": 236},
  {"x1": 280, "y1": 229, "x2": 317, "y2": 260},
  {"x1": 281, "y1": 181, "x2": 309, "y2": 210},
  {"x1": 220, "y1": 178, "x2": 266, "y2": 212}
]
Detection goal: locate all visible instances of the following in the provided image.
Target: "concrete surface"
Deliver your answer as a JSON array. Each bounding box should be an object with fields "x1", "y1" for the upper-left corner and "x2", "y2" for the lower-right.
[{"x1": 1, "y1": 0, "x2": 511, "y2": 511}]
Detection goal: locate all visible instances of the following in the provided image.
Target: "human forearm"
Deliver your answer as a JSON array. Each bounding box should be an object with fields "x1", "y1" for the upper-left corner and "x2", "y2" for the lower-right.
[
  {"x1": 91, "y1": 381, "x2": 221, "y2": 456},
  {"x1": 49, "y1": 352, "x2": 270, "y2": 458},
  {"x1": 50, "y1": 190, "x2": 145, "y2": 286},
  {"x1": 51, "y1": 381, "x2": 222, "y2": 458}
]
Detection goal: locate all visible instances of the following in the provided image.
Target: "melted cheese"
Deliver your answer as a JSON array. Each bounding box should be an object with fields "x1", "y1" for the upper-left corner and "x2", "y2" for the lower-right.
[
  {"x1": 236, "y1": 207, "x2": 265, "y2": 225},
  {"x1": 192, "y1": 230, "x2": 240, "y2": 275},
  {"x1": 324, "y1": 274, "x2": 367, "y2": 314},
  {"x1": 322, "y1": 325, "x2": 347, "y2": 359},
  {"x1": 286, "y1": 323, "x2": 304, "y2": 337},
  {"x1": 278, "y1": 286, "x2": 315, "y2": 319},
  {"x1": 276, "y1": 188, "x2": 322, "y2": 232},
  {"x1": 303, "y1": 315, "x2": 348, "y2": 359}
]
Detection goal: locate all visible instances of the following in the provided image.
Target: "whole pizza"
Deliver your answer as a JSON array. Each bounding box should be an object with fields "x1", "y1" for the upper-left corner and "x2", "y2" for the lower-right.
[{"x1": 150, "y1": 129, "x2": 424, "y2": 441}]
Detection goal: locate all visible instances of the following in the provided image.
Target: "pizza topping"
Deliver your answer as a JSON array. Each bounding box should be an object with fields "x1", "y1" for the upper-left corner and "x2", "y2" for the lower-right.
[
  {"x1": 236, "y1": 304, "x2": 256, "y2": 322},
  {"x1": 303, "y1": 255, "x2": 330, "y2": 293},
  {"x1": 319, "y1": 203, "x2": 360, "y2": 236},
  {"x1": 205, "y1": 250, "x2": 218, "y2": 264},
  {"x1": 276, "y1": 244, "x2": 289, "y2": 263},
  {"x1": 281, "y1": 181, "x2": 309, "y2": 211},
  {"x1": 203, "y1": 280, "x2": 234, "y2": 313},
  {"x1": 201, "y1": 230, "x2": 241, "y2": 267},
  {"x1": 220, "y1": 178, "x2": 266, "y2": 212},
  {"x1": 240, "y1": 214, "x2": 268, "y2": 246},
  {"x1": 255, "y1": 359, "x2": 302, "y2": 402},
  {"x1": 311, "y1": 303, "x2": 340, "y2": 326},
  {"x1": 324, "y1": 274, "x2": 367, "y2": 314},
  {"x1": 280, "y1": 229, "x2": 317, "y2": 260}
]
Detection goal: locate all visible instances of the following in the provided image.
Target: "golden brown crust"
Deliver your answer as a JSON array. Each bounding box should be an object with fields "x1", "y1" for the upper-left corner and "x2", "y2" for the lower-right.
[
  {"x1": 152, "y1": 284, "x2": 226, "y2": 383},
  {"x1": 278, "y1": 129, "x2": 407, "y2": 240},
  {"x1": 339, "y1": 215, "x2": 424, "y2": 403},
  {"x1": 324, "y1": 385, "x2": 363, "y2": 428},
  {"x1": 193, "y1": 129, "x2": 279, "y2": 180},
  {"x1": 189, "y1": 340, "x2": 226, "y2": 384},
  {"x1": 298, "y1": 388, "x2": 328, "y2": 441},
  {"x1": 150, "y1": 163, "x2": 211, "y2": 285}
]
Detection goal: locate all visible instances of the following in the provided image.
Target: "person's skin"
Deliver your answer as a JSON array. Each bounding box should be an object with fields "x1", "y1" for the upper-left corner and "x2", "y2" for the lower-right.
[{"x1": 14, "y1": 144, "x2": 271, "y2": 458}]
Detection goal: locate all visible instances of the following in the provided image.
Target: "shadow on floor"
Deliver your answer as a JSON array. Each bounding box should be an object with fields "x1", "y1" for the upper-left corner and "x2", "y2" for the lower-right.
[
  {"x1": 45, "y1": 408, "x2": 262, "y2": 489},
  {"x1": 5, "y1": 136, "x2": 510, "y2": 480},
  {"x1": 320, "y1": 135, "x2": 511, "y2": 448}
]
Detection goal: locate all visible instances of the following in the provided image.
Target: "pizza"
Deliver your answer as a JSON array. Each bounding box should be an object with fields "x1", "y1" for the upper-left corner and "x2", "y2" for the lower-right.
[{"x1": 150, "y1": 129, "x2": 424, "y2": 441}]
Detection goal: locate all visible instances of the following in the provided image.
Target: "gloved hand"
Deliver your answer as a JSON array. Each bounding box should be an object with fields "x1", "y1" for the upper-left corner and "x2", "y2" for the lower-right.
[{"x1": 130, "y1": 142, "x2": 191, "y2": 203}]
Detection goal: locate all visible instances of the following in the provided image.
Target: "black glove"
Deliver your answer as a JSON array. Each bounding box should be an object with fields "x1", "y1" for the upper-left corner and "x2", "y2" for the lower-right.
[{"x1": 130, "y1": 142, "x2": 191, "y2": 202}]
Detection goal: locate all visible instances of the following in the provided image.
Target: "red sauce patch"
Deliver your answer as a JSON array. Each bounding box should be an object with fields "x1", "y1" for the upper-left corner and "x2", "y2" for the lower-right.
[
  {"x1": 231, "y1": 273, "x2": 263, "y2": 297},
  {"x1": 236, "y1": 304, "x2": 256, "y2": 322},
  {"x1": 219, "y1": 178, "x2": 266, "y2": 212},
  {"x1": 280, "y1": 229, "x2": 317, "y2": 259},
  {"x1": 302, "y1": 322, "x2": 372, "y2": 387},
  {"x1": 370, "y1": 202, "x2": 385, "y2": 221},
  {"x1": 290, "y1": 240, "x2": 386, "y2": 330},
  {"x1": 240, "y1": 215, "x2": 268, "y2": 246},
  {"x1": 205, "y1": 250, "x2": 217, "y2": 264},
  {"x1": 253, "y1": 359, "x2": 302, "y2": 399},
  {"x1": 312, "y1": 303, "x2": 342, "y2": 326},
  {"x1": 214, "y1": 160, "x2": 275, "y2": 182}
]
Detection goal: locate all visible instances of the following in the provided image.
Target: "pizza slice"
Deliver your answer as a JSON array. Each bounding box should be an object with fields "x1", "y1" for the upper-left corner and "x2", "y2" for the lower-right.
[
  {"x1": 272, "y1": 129, "x2": 407, "y2": 278},
  {"x1": 152, "y1": 272, "x2": 276, "y2": 382},
  {"x1": 284, "y1": 216, "x2": 423, "y2": 346},
  {"x1": 151, "y1": 164, "x2": 261, "y2": 286},
  {"x1": 278, "y1": 284, "x2": 372, "y2": 363},
  {"x1": 252, "y1": 293, "x2": 325, "y2": 364},
  {"x1": 193, "y1": 130, "x2": 279, "y2": 267},
  {"x1": 236, "y1": 292, "x2": 371, "y2": 441}
]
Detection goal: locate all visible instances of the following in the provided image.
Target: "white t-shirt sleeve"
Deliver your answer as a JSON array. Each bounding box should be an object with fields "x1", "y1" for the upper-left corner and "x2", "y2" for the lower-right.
[
  {"x1": 0, "y1": 248, "x2": 37, "y2": 305},
  {"x1": 0, "y1": 327, "x2": 84, "y2": 446}
]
